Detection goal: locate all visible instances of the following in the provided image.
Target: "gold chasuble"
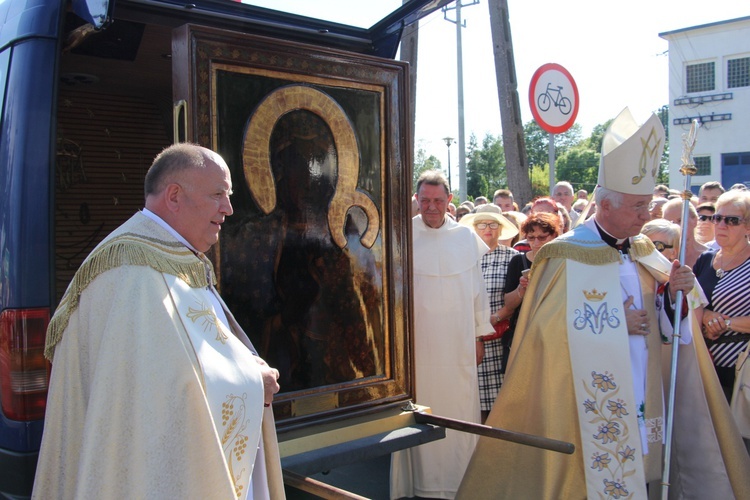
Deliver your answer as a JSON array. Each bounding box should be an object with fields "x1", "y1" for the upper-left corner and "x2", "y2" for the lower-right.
[
  {"x1": 457, "y1": 223, "x2": 750, "y2": 500},
  {"x1": 34, "y1": 212, "x2": 284, "y2": 500}
]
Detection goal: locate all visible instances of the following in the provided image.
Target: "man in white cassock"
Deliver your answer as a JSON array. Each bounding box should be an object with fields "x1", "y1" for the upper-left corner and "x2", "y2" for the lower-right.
[
  {"x1": 390, "y1": 170, "x2": 493, "y2": 499},
  {"x1": 33, "y1": 144, "x2": 285, "y2": 499}
]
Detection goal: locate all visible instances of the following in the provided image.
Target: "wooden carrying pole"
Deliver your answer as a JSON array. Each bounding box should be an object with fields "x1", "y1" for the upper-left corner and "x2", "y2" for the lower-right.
[
  {"x1": 283, "y1": 470, "x2": 369, "y2": 500},
  {"x1": 661, "y1": 119, "x2": 700, "y2": 499},
  {"x1": 414, "y1": 411, "x2": 575, "y2": 454},
  {"x1": 281, "y1": 404, "x2": 574, "y2": 498}
]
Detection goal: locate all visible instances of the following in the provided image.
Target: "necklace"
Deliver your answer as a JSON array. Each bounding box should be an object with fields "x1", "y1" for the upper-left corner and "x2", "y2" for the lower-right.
[{"x1": 716, "y1": 245, "x2": 749, "y2": 278}]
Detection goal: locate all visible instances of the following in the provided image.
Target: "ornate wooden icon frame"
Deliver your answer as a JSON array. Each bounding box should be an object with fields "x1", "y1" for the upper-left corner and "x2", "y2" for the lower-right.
[{"x1": 173, "y1": 25, "x2": 414, "y2": 430}]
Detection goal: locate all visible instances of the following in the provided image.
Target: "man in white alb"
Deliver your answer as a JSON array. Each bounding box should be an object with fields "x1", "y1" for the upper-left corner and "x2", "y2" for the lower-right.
[{"x1": 391, "y1": 170, "x2": 493, "y2": 499}]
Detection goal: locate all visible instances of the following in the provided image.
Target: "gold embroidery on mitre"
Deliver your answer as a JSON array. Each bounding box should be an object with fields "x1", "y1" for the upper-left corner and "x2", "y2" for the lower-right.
[
  {"x1": 632, "y1": 127, "x2": 662, "y2": 185},
  {"x1": 186, "y1": 301, "x2": 228, "y2": 344}
]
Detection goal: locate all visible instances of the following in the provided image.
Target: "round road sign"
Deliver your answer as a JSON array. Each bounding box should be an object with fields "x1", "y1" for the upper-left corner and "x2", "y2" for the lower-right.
[{"x1": 529, "y1": 63, "x2": 579, "y2": 134}]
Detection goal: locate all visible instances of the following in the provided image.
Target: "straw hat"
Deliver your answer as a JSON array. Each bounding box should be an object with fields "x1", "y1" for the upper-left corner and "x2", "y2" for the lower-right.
[
  {"x1": 459, "y1": 203, "x2": 519, "y2": 240},
  {"x1": 598, "y1": 107, "x2": 665, "y2": 195}
]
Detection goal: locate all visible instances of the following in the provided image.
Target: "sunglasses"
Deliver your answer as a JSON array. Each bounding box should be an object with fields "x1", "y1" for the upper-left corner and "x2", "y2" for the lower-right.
[
  {"x1": 710, "y1": 215, "x2": 744, "y2": 226},
  {"x1": 526, "y1": 234, "x2": 551, "y2": 242},
  {"x1": 652, "y1": 241, "x2": 674, "y2": 253},
  {"x1": 697, "y1": 214, "x2": 713, "y2": 222},
  {"x1": 475, "y1": 222, "x2": 500, "y2": 230}
]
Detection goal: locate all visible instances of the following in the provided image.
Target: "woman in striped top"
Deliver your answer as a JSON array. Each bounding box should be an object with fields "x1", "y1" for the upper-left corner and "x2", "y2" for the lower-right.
[{"x1": 693, "y1": 189, "x2": 750, "y2": 401}]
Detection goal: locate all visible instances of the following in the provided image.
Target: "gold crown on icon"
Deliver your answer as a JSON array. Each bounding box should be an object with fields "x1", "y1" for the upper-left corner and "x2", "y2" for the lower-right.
[{"x1": 583, "y1": 289, "x2": 607, "y2": 302}]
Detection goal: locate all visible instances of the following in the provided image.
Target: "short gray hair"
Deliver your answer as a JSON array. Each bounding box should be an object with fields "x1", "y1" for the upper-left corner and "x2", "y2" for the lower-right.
[
  {"x1": 416, "y1": 170, "x2": 450, "y2": 197},
  {"x1": 553, "y1": 181, "x2": 574, "y2": 194},
  {"x1": 144, "y1": 143, "x2": 208, "y2": 198},
  {"x1": 594, "y1": 186, "x2": 623, "y2": 209},
  {"x1": 716, "y1": 190, "x2": 750, "y2": 221}
]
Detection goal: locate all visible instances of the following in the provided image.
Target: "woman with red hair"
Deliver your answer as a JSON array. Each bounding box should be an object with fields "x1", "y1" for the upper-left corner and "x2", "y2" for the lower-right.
[{"x1": 497, "y1": 212, "x2": 562, "y2": 373}]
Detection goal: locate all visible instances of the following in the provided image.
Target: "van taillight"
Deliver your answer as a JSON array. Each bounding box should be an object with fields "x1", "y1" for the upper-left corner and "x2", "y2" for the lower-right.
[{"x1": 0, "y1": 308, "x2": 50, "y2": 421}]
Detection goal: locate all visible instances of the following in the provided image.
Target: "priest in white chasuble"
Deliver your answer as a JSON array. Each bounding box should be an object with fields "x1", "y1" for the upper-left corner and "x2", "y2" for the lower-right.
[
  {"x1": 33, "y1": 144, "x2": 285, "y2": 499},
  {"x1": 458, "y1": 109, "x2": 750, "y2": 499}
]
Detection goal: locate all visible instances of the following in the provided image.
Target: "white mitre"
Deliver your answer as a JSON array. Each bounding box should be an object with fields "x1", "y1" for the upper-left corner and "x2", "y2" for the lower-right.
[{"x1": 598, "y1": 107, "x2": 665, "y2": 195}]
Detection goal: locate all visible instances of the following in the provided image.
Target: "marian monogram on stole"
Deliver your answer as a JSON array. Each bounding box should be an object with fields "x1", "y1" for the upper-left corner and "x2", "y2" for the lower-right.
[{"x1": 573, "y1": 289, "x2": 621, "y2": 335}]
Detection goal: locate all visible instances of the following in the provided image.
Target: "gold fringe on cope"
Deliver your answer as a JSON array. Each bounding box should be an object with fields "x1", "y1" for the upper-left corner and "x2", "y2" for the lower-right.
[
  {"x1": 534, "y1": 240, "x2": 620, "y2": 267},
  {"x1": 532, "y1": 234, "x2": 657, "y2": 272},
  {"x1": 45, "y1": 234, "x2": 213, "y2": 361}
]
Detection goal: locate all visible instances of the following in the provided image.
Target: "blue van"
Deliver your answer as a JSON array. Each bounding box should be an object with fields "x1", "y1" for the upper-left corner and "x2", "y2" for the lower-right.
[{"x1": 0, "y1": 1, "x2": 442, "y2": 496}]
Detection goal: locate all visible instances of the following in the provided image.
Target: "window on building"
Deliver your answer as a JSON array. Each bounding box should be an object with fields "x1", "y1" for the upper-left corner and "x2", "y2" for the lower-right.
[
  {"x1": 727, "y1": 57, "x2": 750, "y2": 88},
  {"x1": 686, "y1": 62, "x2": 715, "y2": 93},
  {"x1": 694, "y1": 156, "x2": 711, "y2": 176}
]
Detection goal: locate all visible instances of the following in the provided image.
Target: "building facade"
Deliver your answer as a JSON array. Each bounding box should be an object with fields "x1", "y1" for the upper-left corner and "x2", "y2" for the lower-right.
[{"x1": 660, "y1": 16, "x2": 750, "y2": 192}]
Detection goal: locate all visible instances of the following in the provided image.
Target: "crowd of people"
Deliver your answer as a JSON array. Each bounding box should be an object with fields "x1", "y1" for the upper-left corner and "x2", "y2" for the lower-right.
[
  {"x1": 33, "y1": 119, "x2": 750, "y2": 499},
  {"x1": 401, "y1": 107, "x2": 750, "y2": 499}
]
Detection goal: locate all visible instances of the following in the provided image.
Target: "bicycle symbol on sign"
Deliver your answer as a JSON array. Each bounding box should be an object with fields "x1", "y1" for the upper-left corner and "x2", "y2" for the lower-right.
[{"x1": 537, "y1": 82, "x2": 572, "y2": 115}]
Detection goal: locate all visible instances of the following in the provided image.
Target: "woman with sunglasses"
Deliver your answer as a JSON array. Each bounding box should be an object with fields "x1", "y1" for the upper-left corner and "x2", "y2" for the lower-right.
[
  {"x1": 693, "y1": 190, "x2": 750, "y2": 408},
  {"x1": 662, "y1": 197, "x2": 709, "y2": 267},
  {"x1": 496, "y1": 212, "x2": 562, "y2": 373},
  {"x1": 640, "y1": 218, "x2": 680, "y2": 261},
  {"x1": 460, "y1": 204, "x2": 520, "y2": 423}
]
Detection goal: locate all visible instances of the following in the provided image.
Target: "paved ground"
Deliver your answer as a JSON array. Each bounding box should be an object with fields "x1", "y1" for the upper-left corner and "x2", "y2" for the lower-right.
[{"x1": 285, "y1": 454, "x2": 391, "y2": 499}]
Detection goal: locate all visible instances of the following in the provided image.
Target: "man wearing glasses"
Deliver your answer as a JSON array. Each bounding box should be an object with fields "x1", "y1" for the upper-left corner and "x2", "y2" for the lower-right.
[
  {"x1": 695, "y1": 202, "x2": 720, "y2": 249},
  {"x1": 459, "y1": 108, "x2": 750, "y2": 498},
  {"x1": 662, "y1": 197, "x2": 709, "y2": 267}
]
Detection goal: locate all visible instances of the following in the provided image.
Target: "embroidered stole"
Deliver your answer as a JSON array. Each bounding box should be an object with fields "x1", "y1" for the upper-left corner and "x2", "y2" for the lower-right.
[
  {"x1": 166, "y1": 274, "x2": 264, "y2": 500},
  {"x1": 566, "y1": 259, "x2": 664, "y2": 498}
]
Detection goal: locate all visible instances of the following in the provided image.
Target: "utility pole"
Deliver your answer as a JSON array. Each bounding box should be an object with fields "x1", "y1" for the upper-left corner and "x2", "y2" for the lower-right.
[
  {"x1": 399, "y1": 0, "x2": 419, "y2": 169},
  {"x1": 443, "y1": 0, "x2": 479, "y2": 202},
  {"x1": 487, "y1": 0, "x2": 532, "y2": 206},
  {"x1": 443, "y1": 137, "x2": 455, "y2": 191}
]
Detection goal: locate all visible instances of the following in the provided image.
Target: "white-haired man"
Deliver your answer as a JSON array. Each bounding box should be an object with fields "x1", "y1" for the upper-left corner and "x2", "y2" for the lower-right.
[
  {"x1": 552, "y1": 180, "x2": 579, "y2": 225},
  {"x1": 459, "y1": 109, "x2": 750, "y2": 498}
]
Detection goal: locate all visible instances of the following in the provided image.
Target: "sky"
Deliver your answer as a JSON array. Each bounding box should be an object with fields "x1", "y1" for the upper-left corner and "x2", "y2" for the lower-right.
[{"x1": 249, "y1": 1, "x2": 748, "y2": 191}]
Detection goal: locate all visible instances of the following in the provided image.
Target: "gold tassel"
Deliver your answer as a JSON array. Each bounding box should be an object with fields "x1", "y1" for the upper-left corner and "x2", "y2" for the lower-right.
[{"x1": 630, "y1": 235, "x2": 656, "y2": 258}]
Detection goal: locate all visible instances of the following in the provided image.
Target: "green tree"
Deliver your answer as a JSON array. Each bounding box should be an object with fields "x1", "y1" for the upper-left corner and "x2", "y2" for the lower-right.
[
  {"x1": 656, "y1": 104, "x2": 670, "y2": 184},
  {"x1": 554, "y1": 146, "x2": 599, "y2": 193},
  {"x1": 524, "y1": 121, "x2": 548, "y2": 168},
  {"x1": 575, "y1": 107, "x2": 670, "y2": 186},
  {"x1": 413, "y1": 143, "x2": 443, "y2": 193},
  {"x1": 466, "y1": 133, "x2": 507, "y2": 199},
  {"x1": 529, "y1": 164, "x2": 549, "y2": 199},
  {"x1": 586, "y1": 120, "x2": 610, "y2": 154},
  {"x1": 523, "y1": 121, "x2": 583, "y2": 168}
]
